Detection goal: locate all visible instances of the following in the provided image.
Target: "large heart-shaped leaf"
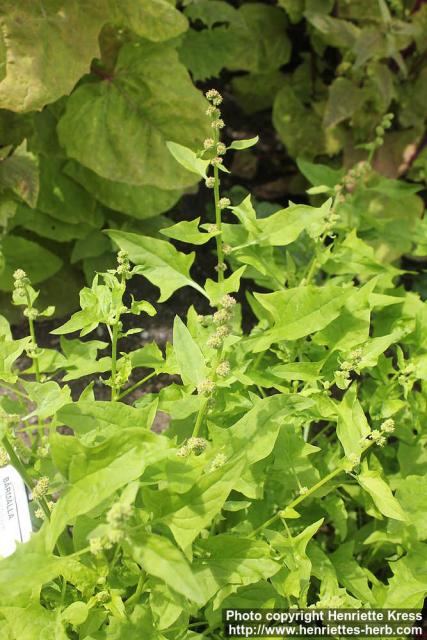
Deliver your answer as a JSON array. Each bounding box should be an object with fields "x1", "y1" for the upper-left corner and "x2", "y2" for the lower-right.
[{"x1": 57, "y1": 41, "x2": 209, "y2": 190}]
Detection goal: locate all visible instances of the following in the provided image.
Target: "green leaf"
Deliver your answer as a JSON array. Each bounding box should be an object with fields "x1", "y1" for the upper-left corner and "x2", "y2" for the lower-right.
[
  {"x1": 22, "y1": 380, "x2": 71, "y2": 420},
  {"x1": 109, "y1": 0, "x2": 188, "y2": 42},
  {"x1": 271, "y1": 361, "x2": 323, "y2": 382},
  {"x1": 273, "y1": 85, "x2": 326, "y2": 159},
  {"x1": 358, "y1": 463, "x2": 407, "y2": 521},
  {"x1": 267, "y1": 519, "x2": 324, "y2": 603},
  {"x1": 334, "y1": 384, "x2": 371, "y2": 458},
  {"x1": 194, "y1": 536, "x2": 279, "y2": 601},
  {"x1": 129, "y1": 342, "x2": 165, "y2": 371},
  {"x1": 107, "y1": 229, "x2": 207, "y2": 302},
  {"x1": 0, "y1": 235, "x2": 63, "y2": 291},
  {"x1": 36, "y1": 157, "x2": 101, "y2": 226},
  {"x1": 153, "y1": 456, "x2": 246, "y2": 550},
  {"x1": 173, "y1": 316, "x2": 207, "y2": 387},
  {"x1": 389, "y1": 475, "x2": 427, "y2": 541},
  {"x1": 166, "y1": 142, "x2": 209, "y2": 179},
  {"x1": 211, "y1": 394, "x2": 314, "y2": 467},
  {"x1": 297, "y1": 159, "x2": 344, "y2": 189},
  {"x1": 323, "y1": 77, "x2": 366, "y2": 129},
  {"x1": 252, "y1": 285, "x2": 352, "y2": 350},
  {"x1": 61, "y1": 601, "x2": 89, "y2": 626},
  {"x1": 57, "y1": 41, "x2": 209, "y2": 190},
  {"x1": 57, "y1": 400, "x2": 156, "y2": 435},
  {"x1": 64, "y1": 161, "x2": 181, "y2": 220},
  {"x1": 204, "y1": 266, "x2": 246, "y2": 306},
  {"x1": 235, "y1": 4, "x2": 292, "y2": 73},
  {"x1": 256, "y1": 201, "x2": 330, "y2": 246},
  {"x1": 161, "y1": 217, "x2": 218, "y2": 245},
  {"x1": 0, "y1": 336, "x2": 31, "y2": 383},
  {"x1": 331, "y1": 542, "x2": 373, "y2": 603},
  {"x1": 306, "y1": 13, "x2": 360, "y2": 48},
  {"x1": 0, "y1": 1, "x2": 106, "y2": 112},
  {"x1": 228, "y1": 136, "x2": 259, "y2": 150},
  {"x1": 11, "y1": 205, "x2": 94, "y2": 243},
  {"x1": 126, "y1": 533, "x2": 204, "y2": 604},
  {"x1": 59, "y1": 337, "x2": 111, "y2": 381},
  {"x1": 105, "y1": 605, "x2": 162, "y2": 640},
  {"x1": 383, "y1": 543, "x2": 427, "y2": 608},
  {"x1": 47, "y1": 442, "x2": 169, "y2": 550},
  {"x1": 0, "y1": 531, "x2": 87, "y2": 602},
  {"x1": 0, "y1": 604, "x2": 69, "y2": 640},
  {"x1": 0, "y1": 141, "x2": 39, "y2": 207}
]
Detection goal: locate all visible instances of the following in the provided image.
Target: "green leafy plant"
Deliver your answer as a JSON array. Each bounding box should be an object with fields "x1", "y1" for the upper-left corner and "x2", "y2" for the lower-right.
[
  {"x1": 0, "y1": 87, "x2": 427, "y2": 637},
  {"x1": 1, "y1": 0, "x2": 425, "y2": 313}
]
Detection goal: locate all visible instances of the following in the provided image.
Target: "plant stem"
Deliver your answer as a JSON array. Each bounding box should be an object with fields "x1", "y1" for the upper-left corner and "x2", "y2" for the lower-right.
[
  {"x1": 24, "y1": 289, "x2": 40, "y2": 383},
  {"x1": 2, "y1": 436, "x2": 34, "y2": 487},
  {"x1": 250, "y1": 435, "x2": 378, "y2": 538},
  {"x1": 110, "y1": 320, "x2": 119, "y2": 401},
  {"x1": 125, "y1": 571, "x2": 146, "y2": 608},
  {"x1": 213, "y1": 130, "x2": 224, "y2": 283},
  {"x1": 309, "y1": 422, "x2": 332, "y2": 445},
  {"x1": 249, "y1": 466, "x2": 343, "y2": 538},
  {"x1": 192, "y1": 397, "x2": 210, "y2": 438},
  {"x1": 117, "y1": 371, "x2": 156, "y2": 400}
]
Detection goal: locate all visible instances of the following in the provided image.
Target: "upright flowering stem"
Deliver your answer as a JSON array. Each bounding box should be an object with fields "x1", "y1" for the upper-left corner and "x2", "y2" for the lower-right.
[
  {"x1": 213, "y1": 131, "x2": 224, "y2": 283},
  {"x1": 25, "y1": 302, "x2": 41, "y2": 382},
  {"x1": 13, "y1": 270, "x2": 41, "y2": 382},
  {"x1": 110, "y1": 320, "x2": 120, "y2": 401},
  {"x1": 205, "y1": 89, "x2": 227, "y2": 282},
  {"x1": 109, "y1": 252, "x2": 129, "y2": 401}
]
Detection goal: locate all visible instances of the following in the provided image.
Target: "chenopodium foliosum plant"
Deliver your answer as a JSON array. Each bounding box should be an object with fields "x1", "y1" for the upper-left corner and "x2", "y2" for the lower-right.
[{"x1": 0, "y1": 88, "x2": 427, "y2": 638}]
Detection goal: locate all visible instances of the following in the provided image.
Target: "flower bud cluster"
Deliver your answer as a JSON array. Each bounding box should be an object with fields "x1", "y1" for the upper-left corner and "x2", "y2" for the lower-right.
[
  {"x1": 177, "y1": 437, "x2": 208, "y2": 458},
  {"x1": 364, "y1": 113, "x2": 394, "y2": 155},
  {"x1": 380, "y1": 418, "x2": 395, "y2": 434},
  {"x1": 211, "y1": 156, "x2": 223, "y2": 167},
  {"x1": 207, "y1": 452, "x2": 227, "y2": 472},
  {"x1": 13, "y1": 269, "x2": 29, "y2": 292},
  {"x1": 0, "y1": 448, "x2": 9, "y2": 467},
  {"x1": 36, "y1": 437, "x2": 50, "y2": 459},
  {"x1": 370, "y1": 430, "x2": 386, "y2": 447},
  {"x1": 89, "y1": 502, "x2": 133, "y2": 554},
  {"x1": 34, "y1": 501, "x2": 54, "y2": 520},
  {"x1": 335, "y1": 347, "x2": 363, "y2": 389},
  {"x1": 207, "y1": 295, "x2": 236, "y2": 349},
  {"x1": 205, "y1": 89, "x2": 223, "y2": 106},
  {"x1": 359, "y1": 420, "x2": 395, "y2": 450},
  {"x1": 32, "y1": 476, "x2": 49, "y2": 500},
  {"x1": 216, "y1": 361, "x2": 230, "y2": 377},
  {"x1": 333, "y1": 160, "x2": 372, "y2": 207},
  {"x1": 26, "y1": 341, "x2": 40, "y2": 360},
  {"x1": 95, "y1": 590, "x2": 110, "y2": 604},
  {"x1": 23, "y1": 307, "x2": 38, "y2": 320},
  {"x1": 116, "y1": 250, "x2": 130, "y2": 278},
  {"x1": 211, "y1": 119, "x2": 225, "y2": 130},
  {"x1": 197, "y1": 379, "x2": 215, "y2": 395}
]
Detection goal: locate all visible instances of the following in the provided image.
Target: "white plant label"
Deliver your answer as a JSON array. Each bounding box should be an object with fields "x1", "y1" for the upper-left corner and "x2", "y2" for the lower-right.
[{"x1": 0, "y1": 465, "x2": 32, "y2": 558}]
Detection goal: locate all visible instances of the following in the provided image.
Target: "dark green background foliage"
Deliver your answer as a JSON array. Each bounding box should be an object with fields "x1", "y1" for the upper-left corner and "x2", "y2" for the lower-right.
[
  {"x1": 0, "y1": 0, "x2": 426, "y2": 311},
  {"x1": 1, "y1": 3, "x2": 427, "y2": 636}
]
